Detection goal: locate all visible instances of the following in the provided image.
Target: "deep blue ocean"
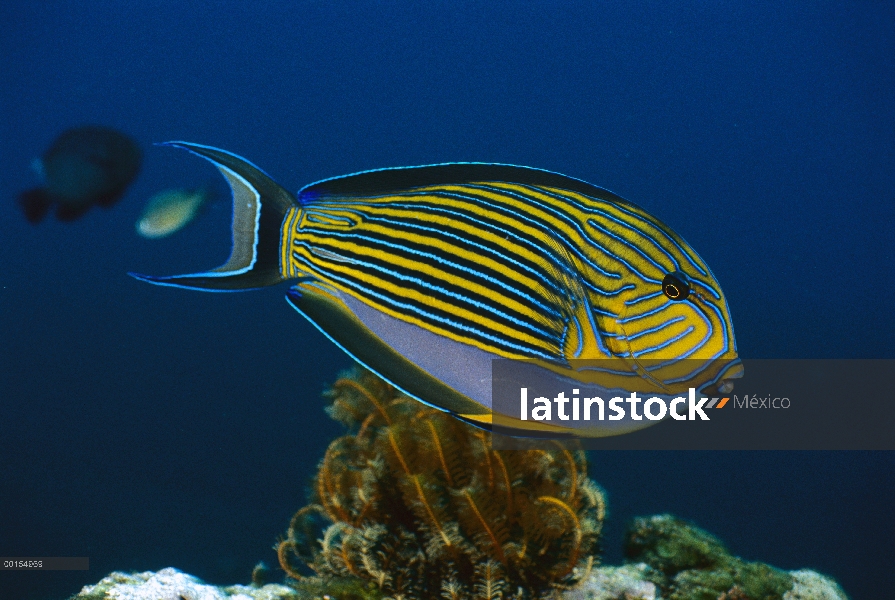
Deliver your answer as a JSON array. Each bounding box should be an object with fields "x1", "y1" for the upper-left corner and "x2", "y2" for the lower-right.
[{"x1": 1, "y1": 2, "x2": 893, "y2": 599}]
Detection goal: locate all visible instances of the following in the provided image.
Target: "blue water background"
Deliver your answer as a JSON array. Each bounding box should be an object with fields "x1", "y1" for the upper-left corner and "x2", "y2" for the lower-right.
[{"x1": 1, "y1": 2, "x2": 893, "y2": 599}]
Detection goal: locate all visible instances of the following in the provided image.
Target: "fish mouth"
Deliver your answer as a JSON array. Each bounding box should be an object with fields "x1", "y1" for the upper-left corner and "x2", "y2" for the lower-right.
[{"x1": 697, "y1": 358, "x2": 744, "y2": 396}]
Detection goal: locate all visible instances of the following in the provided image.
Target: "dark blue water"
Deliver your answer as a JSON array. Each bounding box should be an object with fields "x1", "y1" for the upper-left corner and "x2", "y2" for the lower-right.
[{"x1": 1, "y1": 2, "x2": 892, "y2": 599}]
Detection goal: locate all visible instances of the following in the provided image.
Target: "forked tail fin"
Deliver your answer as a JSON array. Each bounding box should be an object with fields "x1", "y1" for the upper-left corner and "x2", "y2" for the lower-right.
[{"x1": 129, "y1": 142, "x2": 296, "y2": 291}]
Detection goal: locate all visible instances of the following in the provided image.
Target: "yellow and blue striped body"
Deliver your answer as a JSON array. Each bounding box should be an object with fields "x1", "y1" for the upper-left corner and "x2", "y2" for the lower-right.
[{"x1": 132, "y1": 145, "x2": 741, "y2": 437}]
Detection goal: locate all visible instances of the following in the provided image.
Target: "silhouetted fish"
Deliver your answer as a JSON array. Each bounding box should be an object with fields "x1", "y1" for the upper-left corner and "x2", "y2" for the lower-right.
[{"x1": 19, "y1": 126, "x2": 142, "y2": 223}]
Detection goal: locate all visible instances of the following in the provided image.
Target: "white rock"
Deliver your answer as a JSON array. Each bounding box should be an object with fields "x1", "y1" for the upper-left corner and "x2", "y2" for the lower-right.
[
  {"x1": 563, "y1": 563, "x2": 657, "y2": 600},
  {"x1": 73, "y1": 567, "x2": 297, "y2": 600},
  {"x1": 784, "y1": 569, "x2": 849, "y2": 600},
  {"x1": 71, "y1": 564, "x2": 849, "y2": 600}
]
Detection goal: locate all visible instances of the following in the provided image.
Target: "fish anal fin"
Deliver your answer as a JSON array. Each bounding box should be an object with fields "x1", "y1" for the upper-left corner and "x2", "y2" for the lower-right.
[{"x1": 285, "y1": 282, "x2": 488, "y2": 418}]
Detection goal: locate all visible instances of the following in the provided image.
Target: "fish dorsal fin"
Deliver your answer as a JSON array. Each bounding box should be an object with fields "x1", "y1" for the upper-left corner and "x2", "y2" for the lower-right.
[{"x1": 299, "y1": 162, "x2": 630, "y2": 204}]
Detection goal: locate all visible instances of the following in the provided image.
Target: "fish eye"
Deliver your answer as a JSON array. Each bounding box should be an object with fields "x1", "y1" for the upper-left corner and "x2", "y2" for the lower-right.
[{"x1": 662, "y1": 271, "x2": 691, "y2": 301}]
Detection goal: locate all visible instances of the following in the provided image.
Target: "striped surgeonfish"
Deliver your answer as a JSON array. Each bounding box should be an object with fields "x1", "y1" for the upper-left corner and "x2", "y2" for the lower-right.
[{"x1": 131, "y1": 143, "x2": 742, "y2": 438}]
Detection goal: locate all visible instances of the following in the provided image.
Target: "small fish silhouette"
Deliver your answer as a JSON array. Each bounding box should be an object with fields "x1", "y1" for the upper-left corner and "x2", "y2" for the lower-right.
[{"x1": 19, "y1": 126, "x2": 141, "y2": 223}]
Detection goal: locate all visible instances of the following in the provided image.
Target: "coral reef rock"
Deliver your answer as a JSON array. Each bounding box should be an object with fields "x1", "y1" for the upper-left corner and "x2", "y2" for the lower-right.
[
  {"x1": 783, "y1": 570, "x2": 850, "y2": 600},
  {"x1": 69, "y1": 567, "x2": 297, "y2": 600},
  {"x1": 277, "y1": 366, "x2": 606, "y2": 600},
  {"x1": 67, "y1": 563, "x2": 848, "y2": 600},
  {"x1": 621, "y1": 514, "x2": 848, "y2": 600},
  {"x1": 561, "y1": 563, "x2": 657, "y2": 600}
]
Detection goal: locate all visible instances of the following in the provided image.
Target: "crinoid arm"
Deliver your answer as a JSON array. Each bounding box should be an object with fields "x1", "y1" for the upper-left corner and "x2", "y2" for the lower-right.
[{"x1": 281, "y1": 366, "x2": 606, "y2": 599}]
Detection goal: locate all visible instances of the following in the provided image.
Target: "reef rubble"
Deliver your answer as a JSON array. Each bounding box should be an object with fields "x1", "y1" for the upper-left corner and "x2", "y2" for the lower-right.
[
  {"x1": 69, "y1": 567, "x2": 295, "y2": 600},
  {"x1": 69, "y1": 556, "x2": 846, "y2": 600}
]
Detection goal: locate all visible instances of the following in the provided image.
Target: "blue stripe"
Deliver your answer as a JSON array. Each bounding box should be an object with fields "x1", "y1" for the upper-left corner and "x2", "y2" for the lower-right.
[
  {"x1": 644, "y1": 302, "x2": 725, "y2": 375},
  {"x1": 625, "y1": 290, "x2": 664, "y2": 305},
  {"x1": 586, "y1": 219, "x2": 658, "y2": 283},
  {"x1": 618, "y1": 301, "x2": 673, "y2": 324},
  {"x1": 160, "y1": 141, "x2": 276, "y2": 179},
  {"x1": 311, "y1": 196, "x2": 569, "y2": 293},
  {"x1": 581, "y1": 294, "x2": 613, "y2": 357},
  {"x1": 588, "y1": 207, "x2": 676, "y2": 274},
  {"x1": 295, "y1": 266, "x2": 559, "y2": 361},
  {"x1": 334, "y1": 207, "x2": 566, "y2": 304},
  {"x1": 626, "y1": 316, "x2": 686, "y2": 341},
  {"x1": 633, "y1": 326, "x2": 696, "y2": 358},
  {"x1": 597, "y1": 200, "x2": 708, "y2": 277},
  {"x1": 509, "y1": 183, "x2": 671, "y2": 281},
  {"x1": 299, "y1": 225, "x2": 563, "y2": 321},
  {"x1": 304, "y1": 211, "x2": 358, "y2": 227},
  {"x1": 291, "y1": 244, "x2": 560, "y2": 345},
  {"x1": 461, "y1": 184, "x2": 625, "y2": 280}
]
